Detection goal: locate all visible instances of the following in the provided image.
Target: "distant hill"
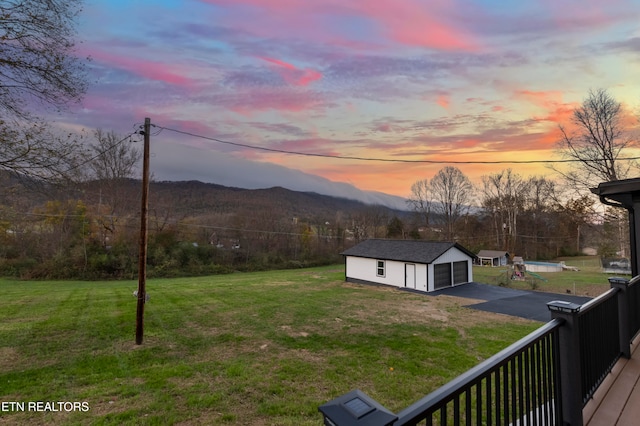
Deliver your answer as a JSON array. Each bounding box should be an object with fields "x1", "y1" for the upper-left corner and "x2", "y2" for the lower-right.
[
  {"x1": 149, "y1": 180, "x2": 411, "y2": 222},
  {"x1": 0, "y1": 172, "x2": 411, "y2": 225},
  {"x1": 151, "y1": 142, "x2": 410, "y2": 210},
  {"x1": 0, "y1": 171, "x2": 415, "y2": 246}
]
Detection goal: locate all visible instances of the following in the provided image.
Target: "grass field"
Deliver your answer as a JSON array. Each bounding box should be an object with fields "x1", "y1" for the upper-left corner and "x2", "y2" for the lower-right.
[
  {"x1": 471, "y1": 256, "x2": 615, "y2": 297},
  {"x1": 0, "y1": 266, "x2": 541, "y2": 425}
]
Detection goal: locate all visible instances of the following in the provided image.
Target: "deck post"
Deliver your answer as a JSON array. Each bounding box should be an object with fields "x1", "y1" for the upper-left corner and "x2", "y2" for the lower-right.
[
  {"x1": 548, "y1": 301, "x2": 583, "y2": 426},
  {"x1": 609, "y1": 278, "x2": 631, "y2": 358}
]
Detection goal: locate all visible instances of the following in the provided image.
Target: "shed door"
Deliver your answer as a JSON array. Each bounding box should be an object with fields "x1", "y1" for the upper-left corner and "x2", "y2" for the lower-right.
[
  {"x1": 453, "y1": 261, "x2": 469, "y2": 284},
  {"x1": 405, "y1": 264, "x2": 416, "y2": 289},
  {"x1": 434, "y1": 263, "x2": 452, "y2": 289}
]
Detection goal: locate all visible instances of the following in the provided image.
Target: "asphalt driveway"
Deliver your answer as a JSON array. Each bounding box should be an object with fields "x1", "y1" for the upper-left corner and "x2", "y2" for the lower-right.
[{"x1": 427, "y1": 282, "x2": 592, "y2": 322}]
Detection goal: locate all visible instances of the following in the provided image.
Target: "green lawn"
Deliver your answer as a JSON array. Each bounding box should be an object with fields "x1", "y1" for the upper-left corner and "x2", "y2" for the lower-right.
[
  {"x1": 0, "y1": 266, "x2": 540, "y2": 425},
  {"x1": 472, "y1": 256, "x2": 615, "y2": 297}
]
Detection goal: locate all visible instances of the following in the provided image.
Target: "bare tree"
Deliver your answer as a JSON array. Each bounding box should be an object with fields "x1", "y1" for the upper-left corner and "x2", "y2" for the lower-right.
[
  {"x1": 0, "y1": 0, "x2": 88, "y2": 120},
  {"x1": 407, "y1": 178, "x2": 433, "y2": 229},
  {"x1": 0, "y1": 119, "x2": 86, "y2": 181},
  {"x1": 431, "y1": 166, "x2": 473, "y2": 241},
  {"x1": 553, "y1": 89, "x2": 638, "y2": 258},
  {"x1": 553, "y1": 88, "x2": 636, "y2": 189},
  {"x1": 88, "y1": 129, "x2": 141, "y2": 245},
  {"x1": 516, "y1": 176, "x2": 558, "y2": 259},
  {"x1": 347, "y1": 206, "x2": 388, "y2": 242},
  {"x1": 481, "y1": 169, "x2": 529, "y2": 253},
  {"x1": 89, "y1": 129, "x2": 140, "y2": 181},
  {"x1": 0, "y1": 0, "x2": 88, "y2": 182}
]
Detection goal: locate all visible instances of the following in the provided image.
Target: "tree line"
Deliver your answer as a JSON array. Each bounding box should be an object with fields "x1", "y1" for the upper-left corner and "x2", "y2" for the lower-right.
[
  {"x1": 406, "y1": 167, "x2": 603, "y2": 259},
  {"x1": 0, "y1": 161, "x2": 622, "y2": 279}
]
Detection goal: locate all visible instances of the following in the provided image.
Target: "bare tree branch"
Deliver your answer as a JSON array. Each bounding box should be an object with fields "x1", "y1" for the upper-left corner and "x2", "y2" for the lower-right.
[
  {"x1": 552, "y1": 88, "x2": 636, "y2": 190},
  {"x1": 431, "y1": 166, "x2": 473, "y2": 241},
  {"x1": 0, "y1": 0, "x2": 88, "y2": 119},
  {"x1": 0, "y1": 118, "x2": 87, "y2": 182},
  {"x1": 406, "y1": 178, "x2": 433, "y2": 228}
]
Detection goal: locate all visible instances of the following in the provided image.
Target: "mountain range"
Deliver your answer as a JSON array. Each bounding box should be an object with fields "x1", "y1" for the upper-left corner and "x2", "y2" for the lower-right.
[
  {"x1": 151, "y1": 142, "x2": 410, "y2": 210},
  {"x1": 148, "y1": 180, "x2": 412, "y2": 223}
]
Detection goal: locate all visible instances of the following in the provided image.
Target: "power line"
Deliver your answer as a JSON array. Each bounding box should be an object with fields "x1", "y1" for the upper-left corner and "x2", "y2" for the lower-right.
[{"x1": 155, "y1": 124, "x2": 640, "y2": 165}]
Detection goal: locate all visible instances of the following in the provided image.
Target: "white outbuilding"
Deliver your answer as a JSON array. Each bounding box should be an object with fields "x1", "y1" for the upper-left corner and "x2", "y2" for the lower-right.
[
  {"x1": 341, "y1": 239, "x2": 476, "y2": 293},
  {"x1": 476, "y1": 250, "x2": 509, "y2": 267}
]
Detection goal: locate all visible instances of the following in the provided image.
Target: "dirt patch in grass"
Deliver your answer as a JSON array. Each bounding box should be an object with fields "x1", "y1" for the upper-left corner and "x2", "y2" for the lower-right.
[
  {"x1": 254, "y1": 280, "x2": 297, "y2": 287},
  {"x1": 112, "y1": 336, "x2": 167, "y2": 352},
  {"x1": 339, "y1": 282, "x2": 535, "y2": 329},
  {"x1": 279, "y1": 325, "x2": 309, "y2": 338},
  {"x1": 0, "y1": 347, "x2": 20, "y2": 370}
]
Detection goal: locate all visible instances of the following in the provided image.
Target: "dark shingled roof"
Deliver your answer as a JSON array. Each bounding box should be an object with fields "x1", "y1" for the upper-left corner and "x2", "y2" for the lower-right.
[
  {"x1": 341, "y1": 239, "x2": 475, "y2": 264},
  {"x1": 477, "y1": 250, "x2": 508, "y2": 258}
]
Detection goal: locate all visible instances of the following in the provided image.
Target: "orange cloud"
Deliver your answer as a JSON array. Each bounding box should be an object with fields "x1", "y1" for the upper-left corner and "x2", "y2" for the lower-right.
[
  {"x1": 437, "y1": 94, "x2": 450, "y2": 109},
  {"x1": 515, "y1": 89, "x2": 578, "y2": 126},
  {"x1": 516, "y1": 89, "x2": 564, "y2": 107}
]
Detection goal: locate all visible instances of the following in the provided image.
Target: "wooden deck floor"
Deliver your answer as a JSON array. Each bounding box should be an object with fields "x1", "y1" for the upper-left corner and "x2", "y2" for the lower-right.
[{"x1": 584, "y1": 336, "x2": 640, "y2": 426}]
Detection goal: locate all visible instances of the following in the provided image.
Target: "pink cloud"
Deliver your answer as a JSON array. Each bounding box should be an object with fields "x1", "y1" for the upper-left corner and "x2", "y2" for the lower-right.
[
  {"x1": 87, "y1": 48, "x2": 195, "y2": 87},
  {"x1": 202, "y1": 0, "x2": 479, "y2": 52},
  {"x1": 261, "y1": 57, "x2": 296, "y2": 70},
  {"x1": 217, "y1": 88, "x2": 328, "y2": 115},
  {"x1": 149, "y1": 116, "x2": 216, "y2": 138},
  {"x1": 272, "y1": 138, "x2": 341, "y2": 156},
  {"x1": 339, "y1": 0, "x2": 479, "y2": 51},
  {"x1": 455, "y1": 138, "x2": 483, "y2": 149},
  {"x1": 541, "y1": 0, "x2": 629, "y2": 31},
  {"x1": 260, "y1": 57, "x2": 322, "y2": 86},
  {"x1": 374, "y1": 123, "x2": 393, "y2": 133}
]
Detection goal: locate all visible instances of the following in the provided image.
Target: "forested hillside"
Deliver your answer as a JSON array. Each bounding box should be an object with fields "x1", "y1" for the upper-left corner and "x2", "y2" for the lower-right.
[
  {"x1": 0, "y1": 175, "x2": 411, "y2": 279},
  {"x1": 0, "y1": 172, "x2": 612, "y2": 280}
]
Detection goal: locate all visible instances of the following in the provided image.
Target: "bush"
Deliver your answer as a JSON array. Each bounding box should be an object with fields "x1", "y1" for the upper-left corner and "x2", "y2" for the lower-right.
[{"x1": 0, "y1": 258, "x2": 38, "y2": 278}]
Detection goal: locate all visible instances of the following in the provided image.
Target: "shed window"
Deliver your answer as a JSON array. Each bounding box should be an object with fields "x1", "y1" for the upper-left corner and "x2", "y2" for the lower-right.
[{"x1": 376, "y1": 260, "x2": 385, "y2": 277}]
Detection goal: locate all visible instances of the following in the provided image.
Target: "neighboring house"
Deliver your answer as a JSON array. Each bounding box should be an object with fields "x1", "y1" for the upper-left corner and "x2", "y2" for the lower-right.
[
  {"x1": 477, "y1": 250, "x2": 509, "y2": 267},
  {"x1": 341, "y1": 239, "x2": 476, "y2": 293}
]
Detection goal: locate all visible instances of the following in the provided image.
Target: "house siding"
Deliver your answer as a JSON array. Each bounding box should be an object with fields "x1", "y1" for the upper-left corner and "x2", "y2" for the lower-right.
[
  {"x1": 434, "y1": 246, "x2": 473, "y2": 264},
  {"x1": 345, "y1": 256, "x2": 428, "y2": 292},
  {"x1": 426, "y1": 247, "x2": 473, "y2": 292},
  {"x1": 343, "y1": 240, "x2": 474, "y2": 293}
]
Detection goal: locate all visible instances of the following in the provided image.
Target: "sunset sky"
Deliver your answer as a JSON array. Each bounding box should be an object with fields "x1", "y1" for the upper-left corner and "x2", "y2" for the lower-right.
[{"x1": 60, "y1": 0, "x2": 640, "y2": 200}]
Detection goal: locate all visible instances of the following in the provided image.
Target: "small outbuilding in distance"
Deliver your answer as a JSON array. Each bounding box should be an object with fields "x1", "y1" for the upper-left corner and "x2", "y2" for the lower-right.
[
  {"x1": 341, "y1": 239, "x2": 476, "y2": 293},
  {"x1": 476, "y1": 250, "x2": 510, "y2": 267}
]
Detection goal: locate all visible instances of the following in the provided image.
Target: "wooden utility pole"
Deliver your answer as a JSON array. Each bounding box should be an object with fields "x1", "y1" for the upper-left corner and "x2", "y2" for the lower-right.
[{"x1": 135, "y1": 118, "x2": 151, "y2": 345}]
